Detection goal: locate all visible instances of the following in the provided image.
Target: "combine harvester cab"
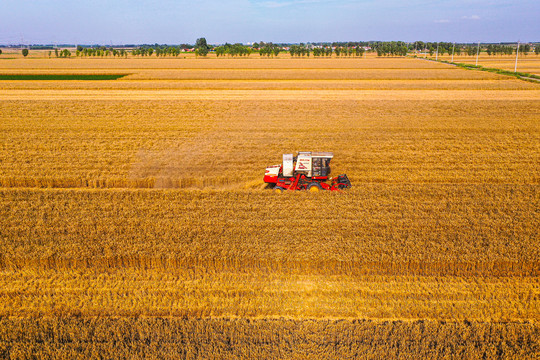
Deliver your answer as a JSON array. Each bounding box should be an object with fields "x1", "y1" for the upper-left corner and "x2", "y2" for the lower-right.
[{"x1": 264, "y1": 152, "x2": 351, "y2": 192}]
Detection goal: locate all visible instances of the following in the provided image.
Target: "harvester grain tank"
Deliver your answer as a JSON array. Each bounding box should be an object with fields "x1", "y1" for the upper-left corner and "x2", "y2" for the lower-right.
[{"x1": 264, "y1": 152, "x2": 351, "y2": 192}]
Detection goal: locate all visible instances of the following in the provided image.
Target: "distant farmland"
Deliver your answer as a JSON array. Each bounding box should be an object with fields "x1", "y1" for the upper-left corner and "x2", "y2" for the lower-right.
[{"x1": 0, "y1": 53, "x2": 539, "y2": 358}]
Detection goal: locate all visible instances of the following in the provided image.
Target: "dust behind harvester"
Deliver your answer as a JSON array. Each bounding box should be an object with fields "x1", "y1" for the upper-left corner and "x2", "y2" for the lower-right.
[{"x1": 264, "y1": 152, "x2": 351, "y2": 192}]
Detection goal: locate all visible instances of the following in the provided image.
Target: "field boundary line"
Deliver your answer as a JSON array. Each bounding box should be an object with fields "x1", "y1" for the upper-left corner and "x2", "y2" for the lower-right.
[{"x1": 411, "y1": 56, "x2": 540, "y2": 84}]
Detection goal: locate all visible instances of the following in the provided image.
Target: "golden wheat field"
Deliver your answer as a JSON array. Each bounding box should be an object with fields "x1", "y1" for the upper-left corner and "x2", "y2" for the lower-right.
[
  {"x1": 1, "y1": 54, "x2": 539, "y2": 358},
  {"x1": 432, "y1": 53, "x2": 540, "y2": 75}
]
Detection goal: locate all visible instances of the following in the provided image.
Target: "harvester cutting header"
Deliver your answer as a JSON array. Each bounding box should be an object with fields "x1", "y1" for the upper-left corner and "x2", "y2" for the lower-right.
[{"x1": 264, "y1": 152, "x2": 351, "y2": 192}]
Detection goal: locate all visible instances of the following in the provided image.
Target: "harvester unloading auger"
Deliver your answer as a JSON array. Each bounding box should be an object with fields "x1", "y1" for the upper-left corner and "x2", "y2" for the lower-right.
[{"x1": 264, "y1": 152, "x2": 351, "y2": 192}]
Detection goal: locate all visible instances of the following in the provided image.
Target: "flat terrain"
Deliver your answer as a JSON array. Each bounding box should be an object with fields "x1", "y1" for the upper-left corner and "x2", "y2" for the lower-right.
[
  {"x1": 429, "y1": 53, "x2": 540, "y2": 75},
  {"x1": 0, "y1": 54, "x2": 539, "y2": 358}
]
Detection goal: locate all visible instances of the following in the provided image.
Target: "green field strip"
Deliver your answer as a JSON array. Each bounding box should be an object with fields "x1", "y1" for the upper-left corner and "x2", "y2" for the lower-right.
[{"x1": 0, "y1": 74, "x2": 129, "y2": 80}]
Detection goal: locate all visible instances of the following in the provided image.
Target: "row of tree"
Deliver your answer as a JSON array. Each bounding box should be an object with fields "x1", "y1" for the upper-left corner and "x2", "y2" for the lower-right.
[
  {"x1": 517, "y1": 43, "x2": 533, "y2": 55},
  {"x1": 289, "y1": 45, "x2": 311, "y2": 57},
  {"x1": 486, "y1": 44, "x2": 515, "y2": 56},
  {"x1": 411, "y1": 42, "x2": 538, "y2": 57},
  {"x1": 335, "y1": 46, "x2": 366, "y2": 57},
  {"x1": 77, "y1": 47, "x2": 128, "y2": 57},
  {"x1": 291, "y1": 46, "x2": 367, "y2": 57},
  {"x1": 8, "y1": 39, "x2": 539, "y2": 58},
  {"x1": 373, "y1": 41, "x2": 408, "y2": 56},
  {"x1": 154, "y1": 47, "x2": 182, "y2": 57},
  {"x1": 214, "y1": 43, "x2": 253, "y2": 57},
  {"x1": 258, "y1": 44, "x2": 281, "y2": 57},
  {"x1": 56, "y1": 49, "x2": 71, "y2": 57},
  {"x1": 312, "y1": 47, "x2": 334, "y2": 57}
]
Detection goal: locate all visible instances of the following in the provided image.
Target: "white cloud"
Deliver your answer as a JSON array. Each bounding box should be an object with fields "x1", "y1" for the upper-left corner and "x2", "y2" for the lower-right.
[
  {"x1": 462, "y1": 15, "x2": 481, "y2": 20},
  {"x1": 434, "y1": 19, "x2": 450, "y2": 23}
]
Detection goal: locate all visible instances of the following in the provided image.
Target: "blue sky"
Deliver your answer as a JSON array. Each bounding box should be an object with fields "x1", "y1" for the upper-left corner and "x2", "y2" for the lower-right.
[{"x1": 0, "y1": 0, "x2": 538, "y2": 44}]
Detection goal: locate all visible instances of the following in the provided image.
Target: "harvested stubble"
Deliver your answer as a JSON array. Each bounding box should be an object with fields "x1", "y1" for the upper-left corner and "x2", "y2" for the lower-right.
[
  {"x1": 0, "y1": 70, "x2": 504, "y2": 80},
  {"x1": 3, "y1": 89, "x2": 540, "y2": 101},
  {"x1": 1, "y1": 79, "x2": 537, "y2": 91},
  {"x1": 125, "y1": 68, "x2": 504, "y2": 80},
  {"x1": 0, "y1": 56, "x2": 457, "y2": 70}
]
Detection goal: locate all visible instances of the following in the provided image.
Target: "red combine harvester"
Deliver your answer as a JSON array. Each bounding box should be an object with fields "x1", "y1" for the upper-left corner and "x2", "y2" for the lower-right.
[{"x1": 264, "y1": 151, "x2": 351, "y2": 192}]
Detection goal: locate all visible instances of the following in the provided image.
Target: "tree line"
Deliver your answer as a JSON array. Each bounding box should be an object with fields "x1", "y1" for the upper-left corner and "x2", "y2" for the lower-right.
[
  {"x1": 486, "y1": 44, "x2": 515, "y2": 56},
  {"x1": 214, "y1": 43, "x2": 253, "y2": 57},
  {"x1": 373, "y1": 41, "x2": 408, "y2": 56},
  {"x1": 411, "y1": 42, "x2": 537, "y2": 57},
  {"x1": 255, "y1": 42, "x2": 281, "y2": 57},
  {"x1": 289, "y1": 45, "x2": 366, "y2": 57},
  {"x1": 7, "y1": 39, "x2": 538, "y2": 58},
  {"x1": 77, "y1": 46, "x2": 128, "y2": 57}
]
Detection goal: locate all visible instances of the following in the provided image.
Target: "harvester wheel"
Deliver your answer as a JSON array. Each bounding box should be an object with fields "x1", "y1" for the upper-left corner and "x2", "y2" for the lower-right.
[
  {"x1": 274, "y1": 186, "x2": 285, "y2": 193},
  {"x1": 307, "y1": 183, "x2": 322, "y2": 192}
]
